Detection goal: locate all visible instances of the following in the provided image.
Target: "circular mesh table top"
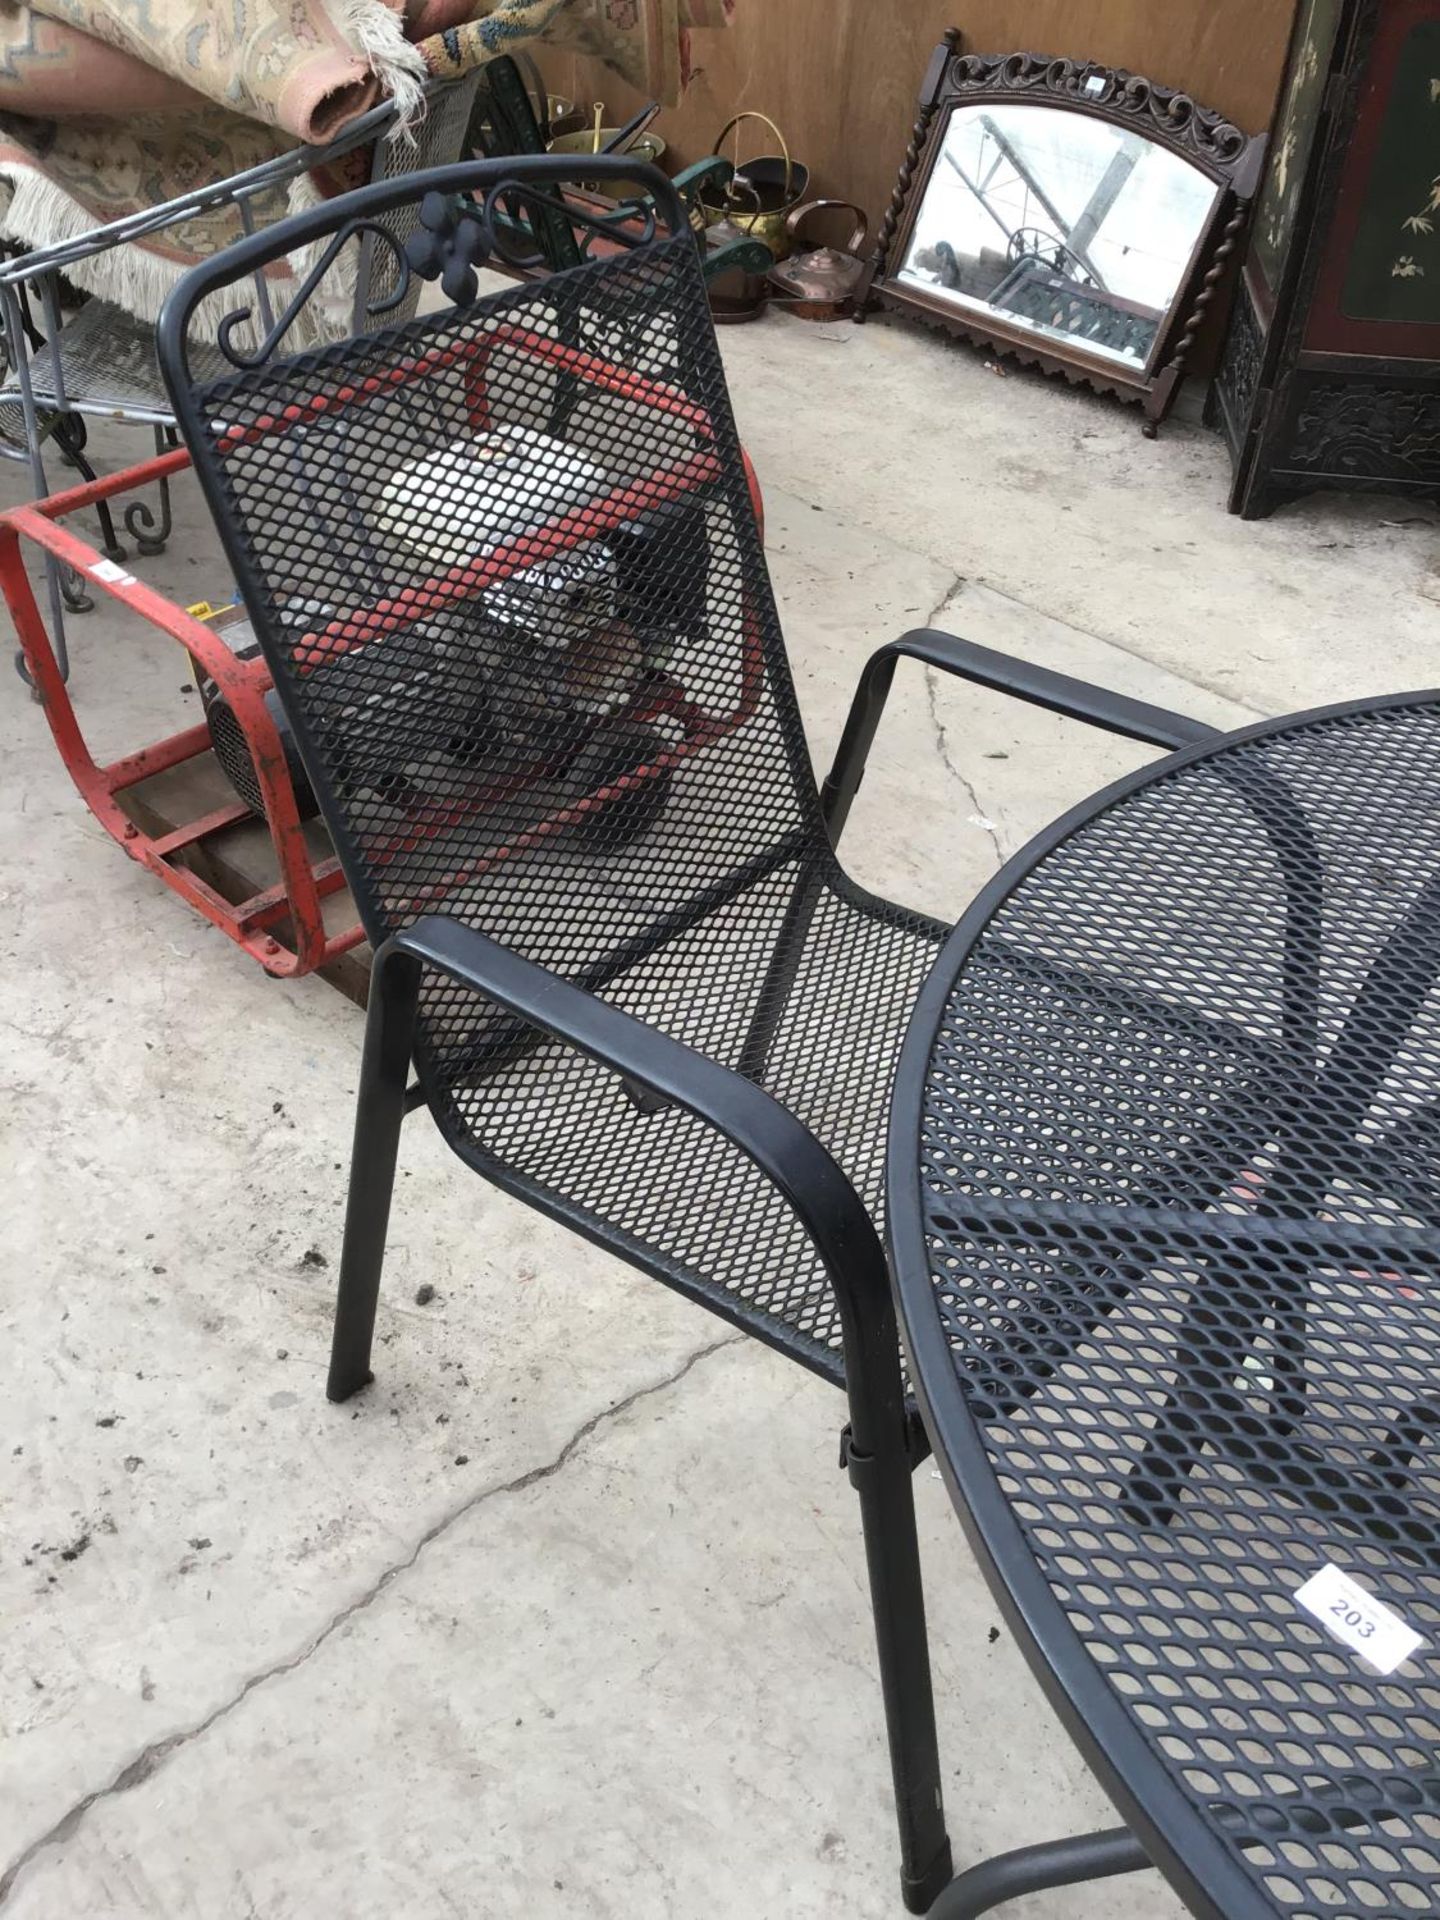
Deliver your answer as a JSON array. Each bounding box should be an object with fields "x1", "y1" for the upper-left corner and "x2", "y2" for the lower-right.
[{"x1": 887, "y1": 694, "x2": 1440, "y2": 1920}]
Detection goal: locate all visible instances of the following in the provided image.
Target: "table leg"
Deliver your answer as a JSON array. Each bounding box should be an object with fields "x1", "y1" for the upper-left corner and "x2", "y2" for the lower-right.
[{"x1": 1124, "y1": 1266, "x2": 1311, "y2": 1529}]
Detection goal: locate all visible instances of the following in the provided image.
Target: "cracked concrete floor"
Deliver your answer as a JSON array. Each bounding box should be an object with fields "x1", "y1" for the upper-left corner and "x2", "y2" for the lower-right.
[{"x1": 3, "y1": 304, "x2": 1438, "y2": 1920}]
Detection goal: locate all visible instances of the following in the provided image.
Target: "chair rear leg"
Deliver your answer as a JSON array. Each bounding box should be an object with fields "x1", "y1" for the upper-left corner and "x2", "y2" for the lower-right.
[
  {"x1": 51, "y1": 414, "x2": 127, "y2": 562},
  {"x1": 842, "y1": 1365, "x2": 954, "y2": 1911},
  {"x1": 327, "y1": 948, "x2": 422, "y2": 1402},
  {"x1": 123, "y1": 425, "x2": 178, "y2": 556}
]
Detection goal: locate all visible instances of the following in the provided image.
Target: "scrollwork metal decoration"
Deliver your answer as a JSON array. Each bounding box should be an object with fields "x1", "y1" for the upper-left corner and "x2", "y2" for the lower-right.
[
  {"x1": 216, "y1": 217, "x2": 412, "y2": 370},
  {"x1": 206, "y1": 164, "x2": 682, "y2": 378},
  {"x1": 404, "y1": 179, "x2": 666, "y2": 302},
  {"x1": 566, "y1": 187, "x2": 661, "y2": 259},
  {"x1": 123, "y1": 425, "x2": 180, "y2": 555}
]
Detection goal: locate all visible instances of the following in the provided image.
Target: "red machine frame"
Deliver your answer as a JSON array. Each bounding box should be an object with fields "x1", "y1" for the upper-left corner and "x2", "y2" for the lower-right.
[{"x1": 0, "y1": 324, "x2": 764, "y2": 978}]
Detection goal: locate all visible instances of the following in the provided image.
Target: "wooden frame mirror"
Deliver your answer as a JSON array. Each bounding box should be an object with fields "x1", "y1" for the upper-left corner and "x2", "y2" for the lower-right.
[{"x1": 862, "y1": 34, "x2": 1266, "y2": 432}]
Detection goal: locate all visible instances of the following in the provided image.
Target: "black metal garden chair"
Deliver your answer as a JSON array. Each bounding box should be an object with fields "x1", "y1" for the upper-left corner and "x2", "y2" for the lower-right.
[{"x1": 157, "y1": 156, "x2": 1220, "y2": 1913}]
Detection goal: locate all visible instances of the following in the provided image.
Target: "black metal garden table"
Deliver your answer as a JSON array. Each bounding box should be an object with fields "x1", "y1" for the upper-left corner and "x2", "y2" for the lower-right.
[{"x1": 887, "y1": 692, "x2": 1440, "y2": 1920}]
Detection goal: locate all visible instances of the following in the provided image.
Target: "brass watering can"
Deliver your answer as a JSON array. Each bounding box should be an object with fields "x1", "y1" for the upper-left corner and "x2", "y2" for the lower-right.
[{"x1": 698, "y1": 111, "x2": 809, "y2": 260}]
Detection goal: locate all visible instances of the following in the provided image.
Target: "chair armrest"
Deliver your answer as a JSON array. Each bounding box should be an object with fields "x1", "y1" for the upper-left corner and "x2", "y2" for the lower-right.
[
  {"x1": 384, "y1": 914, "x2": 902, "y2": 1423},
  {"x1": 820, "y1": 625, "x2": 1221, "y2": 842}
]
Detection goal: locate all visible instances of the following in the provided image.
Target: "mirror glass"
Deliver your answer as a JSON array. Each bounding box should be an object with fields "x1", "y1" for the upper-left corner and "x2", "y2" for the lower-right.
[{"x1": 899, "y1": 101, "x2": 1220, "y2": 369}]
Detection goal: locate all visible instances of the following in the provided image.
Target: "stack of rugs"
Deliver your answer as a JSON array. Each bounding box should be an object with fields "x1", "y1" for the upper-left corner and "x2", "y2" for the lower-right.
[{"x1": 0, "y1": 0, "x2": 731, "y2": 319}]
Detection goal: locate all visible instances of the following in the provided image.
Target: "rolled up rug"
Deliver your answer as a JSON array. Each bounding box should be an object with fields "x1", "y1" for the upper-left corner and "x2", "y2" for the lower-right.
[
  {"x1": 419, "y1": 0, "x2": 734, "y2": 107},
  {"x1": 0, "y1": 0, "x2": 729, "y2": 327}
]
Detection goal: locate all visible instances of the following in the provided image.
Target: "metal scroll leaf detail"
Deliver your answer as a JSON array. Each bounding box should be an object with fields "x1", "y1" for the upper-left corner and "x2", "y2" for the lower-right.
[
  {"x1": 219, "y1": 181, "x2": 677, "y2": 369},
  {"x1": 217, "y1": 218, "x2": 411, "y2": 370},
  {"x1": 404, "y1": 189, "x2": 497, "y2": 303},
  {"x1": 947, "y1": 50, "x2": 1250, "y2": 173},
  {"x1": 404, "y1": 183, "x2": 663, "y2": 304},
  {"x1": 403, "y1": 186, "x2": 565, "y2": 301}
]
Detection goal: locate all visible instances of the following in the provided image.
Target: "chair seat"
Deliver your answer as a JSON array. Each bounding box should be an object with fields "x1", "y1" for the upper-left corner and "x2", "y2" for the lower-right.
[
  {"x1": 422, "y1": 863, "x2": 944, "y2": 1380},
  {"x1": 418, "y1": 867, "x2": 1288, "y2": 1382},
  {"x1": 0, "y1": 297, "x2": 228, "y2": 423}
]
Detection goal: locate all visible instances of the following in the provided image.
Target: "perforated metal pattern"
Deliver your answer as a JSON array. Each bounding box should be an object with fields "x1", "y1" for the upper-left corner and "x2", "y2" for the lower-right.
[
  {"x1": 10, "y1": 298, "x2": 230, "y2": 421},
  {"x1": 361, "y1": 78, "x2": 483, "y2": 324},
  {"x1": 181, "y1": 231, "x2": 940, "y2": 1375},
  {"x1": 914, "y1": 700, "x2": 1440, "y2": 1917}
]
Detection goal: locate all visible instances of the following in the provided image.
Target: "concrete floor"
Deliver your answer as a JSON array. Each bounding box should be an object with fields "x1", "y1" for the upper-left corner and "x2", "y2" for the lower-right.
[{"x1": 2, "y1": 305, "x2": 1438, "y2": 1920}]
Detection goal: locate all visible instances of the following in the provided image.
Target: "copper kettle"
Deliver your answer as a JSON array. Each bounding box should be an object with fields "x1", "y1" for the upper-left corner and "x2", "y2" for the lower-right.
[{"x1": 767, "y1": 200, "x2": 870, "y2": 319}]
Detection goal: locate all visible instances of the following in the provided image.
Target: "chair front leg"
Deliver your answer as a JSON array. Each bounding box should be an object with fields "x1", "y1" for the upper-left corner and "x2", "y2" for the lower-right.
[
  {"x1": 327, "y1": 944, "x2": 423, "y2": 1401},
  {"x1": 842, "y1": 1288, "x2": 954, "y2": 1912}
]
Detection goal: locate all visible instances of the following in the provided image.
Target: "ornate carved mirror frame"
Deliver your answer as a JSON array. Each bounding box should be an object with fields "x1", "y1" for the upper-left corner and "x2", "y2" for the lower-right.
[{"x1": 862, "y1": 34, "x2": 1266, "y2": 432}]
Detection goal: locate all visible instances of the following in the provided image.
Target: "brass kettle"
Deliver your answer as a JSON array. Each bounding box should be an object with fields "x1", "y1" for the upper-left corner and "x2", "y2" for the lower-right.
[{"x1": 767, "y1": 200, "x2": 870, "y2": 320}]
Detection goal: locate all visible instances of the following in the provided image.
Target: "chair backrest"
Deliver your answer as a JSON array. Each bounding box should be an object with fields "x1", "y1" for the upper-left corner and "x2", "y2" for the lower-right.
[
  {"x1": 225, "y1": 77, "x2": 484, "y2": 359},
  {"x1": 239, "y1": 75, "x2": 483, "y2": 347},
  {"x1": 160, "y1": 160, "x2": 828, "y2": 1054},
  {"x1": 358, "y1": 76, "x2": 484, "y2": 326}
]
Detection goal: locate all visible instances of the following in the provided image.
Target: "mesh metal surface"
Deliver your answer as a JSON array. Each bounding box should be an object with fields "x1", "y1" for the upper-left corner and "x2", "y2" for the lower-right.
[
  {"x1": 914, "y1": 699, "x2": 1440, "y2": 1916},
  {"x1": 180, "y1": 228, "x2": 941, "y2": 1376},
  {"x1": 360, "y1": 77, "x2": 481, "y2": 317},
  {"x1": 6, "y1": 298, "x2": 230, "y2": 421}
]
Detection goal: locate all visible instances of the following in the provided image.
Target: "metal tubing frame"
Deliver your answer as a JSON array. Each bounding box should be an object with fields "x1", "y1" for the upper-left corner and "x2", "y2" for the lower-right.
[
  {"x1": 1, "y1": 281, "x2": 71, "y2": 679},
  {"x1": 147, "y1": 158, "x2": 1265, "y2": 1903},
  {"x1": 327, "y1": 913, "x2": 954, "y2": 1913},
  {"x1": 0, "y1": 448, "x2": 361, "y2": 976},
  {"x1": 844, "y1": 636, "x2": 1358, "y2": 1914},
  {"x1": 46, "y1": 422, "x2": 128, "y2": 570},
  {"x1": 885, "y1": 690, "x2": 1440, "y2": 1918},
  {"x1": 928, "y1": 1827, "x2": 1152, "y2": 1917},
  {"x1": 812, "y1": 627, "x2": 1217, "y2": 1913},
  {"x1": 820, "y1": 627, "x2": 1219, "y2": 844},
  {"x1": 0, "y1": 102, "x2": 401, "y2": 299},
  {"x1": 324, "y1": 629, "x2": 1215, "y2": 1916},
  {"x1": 737, "y1": 624, "x2": 1210, "y2": 1087}
]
